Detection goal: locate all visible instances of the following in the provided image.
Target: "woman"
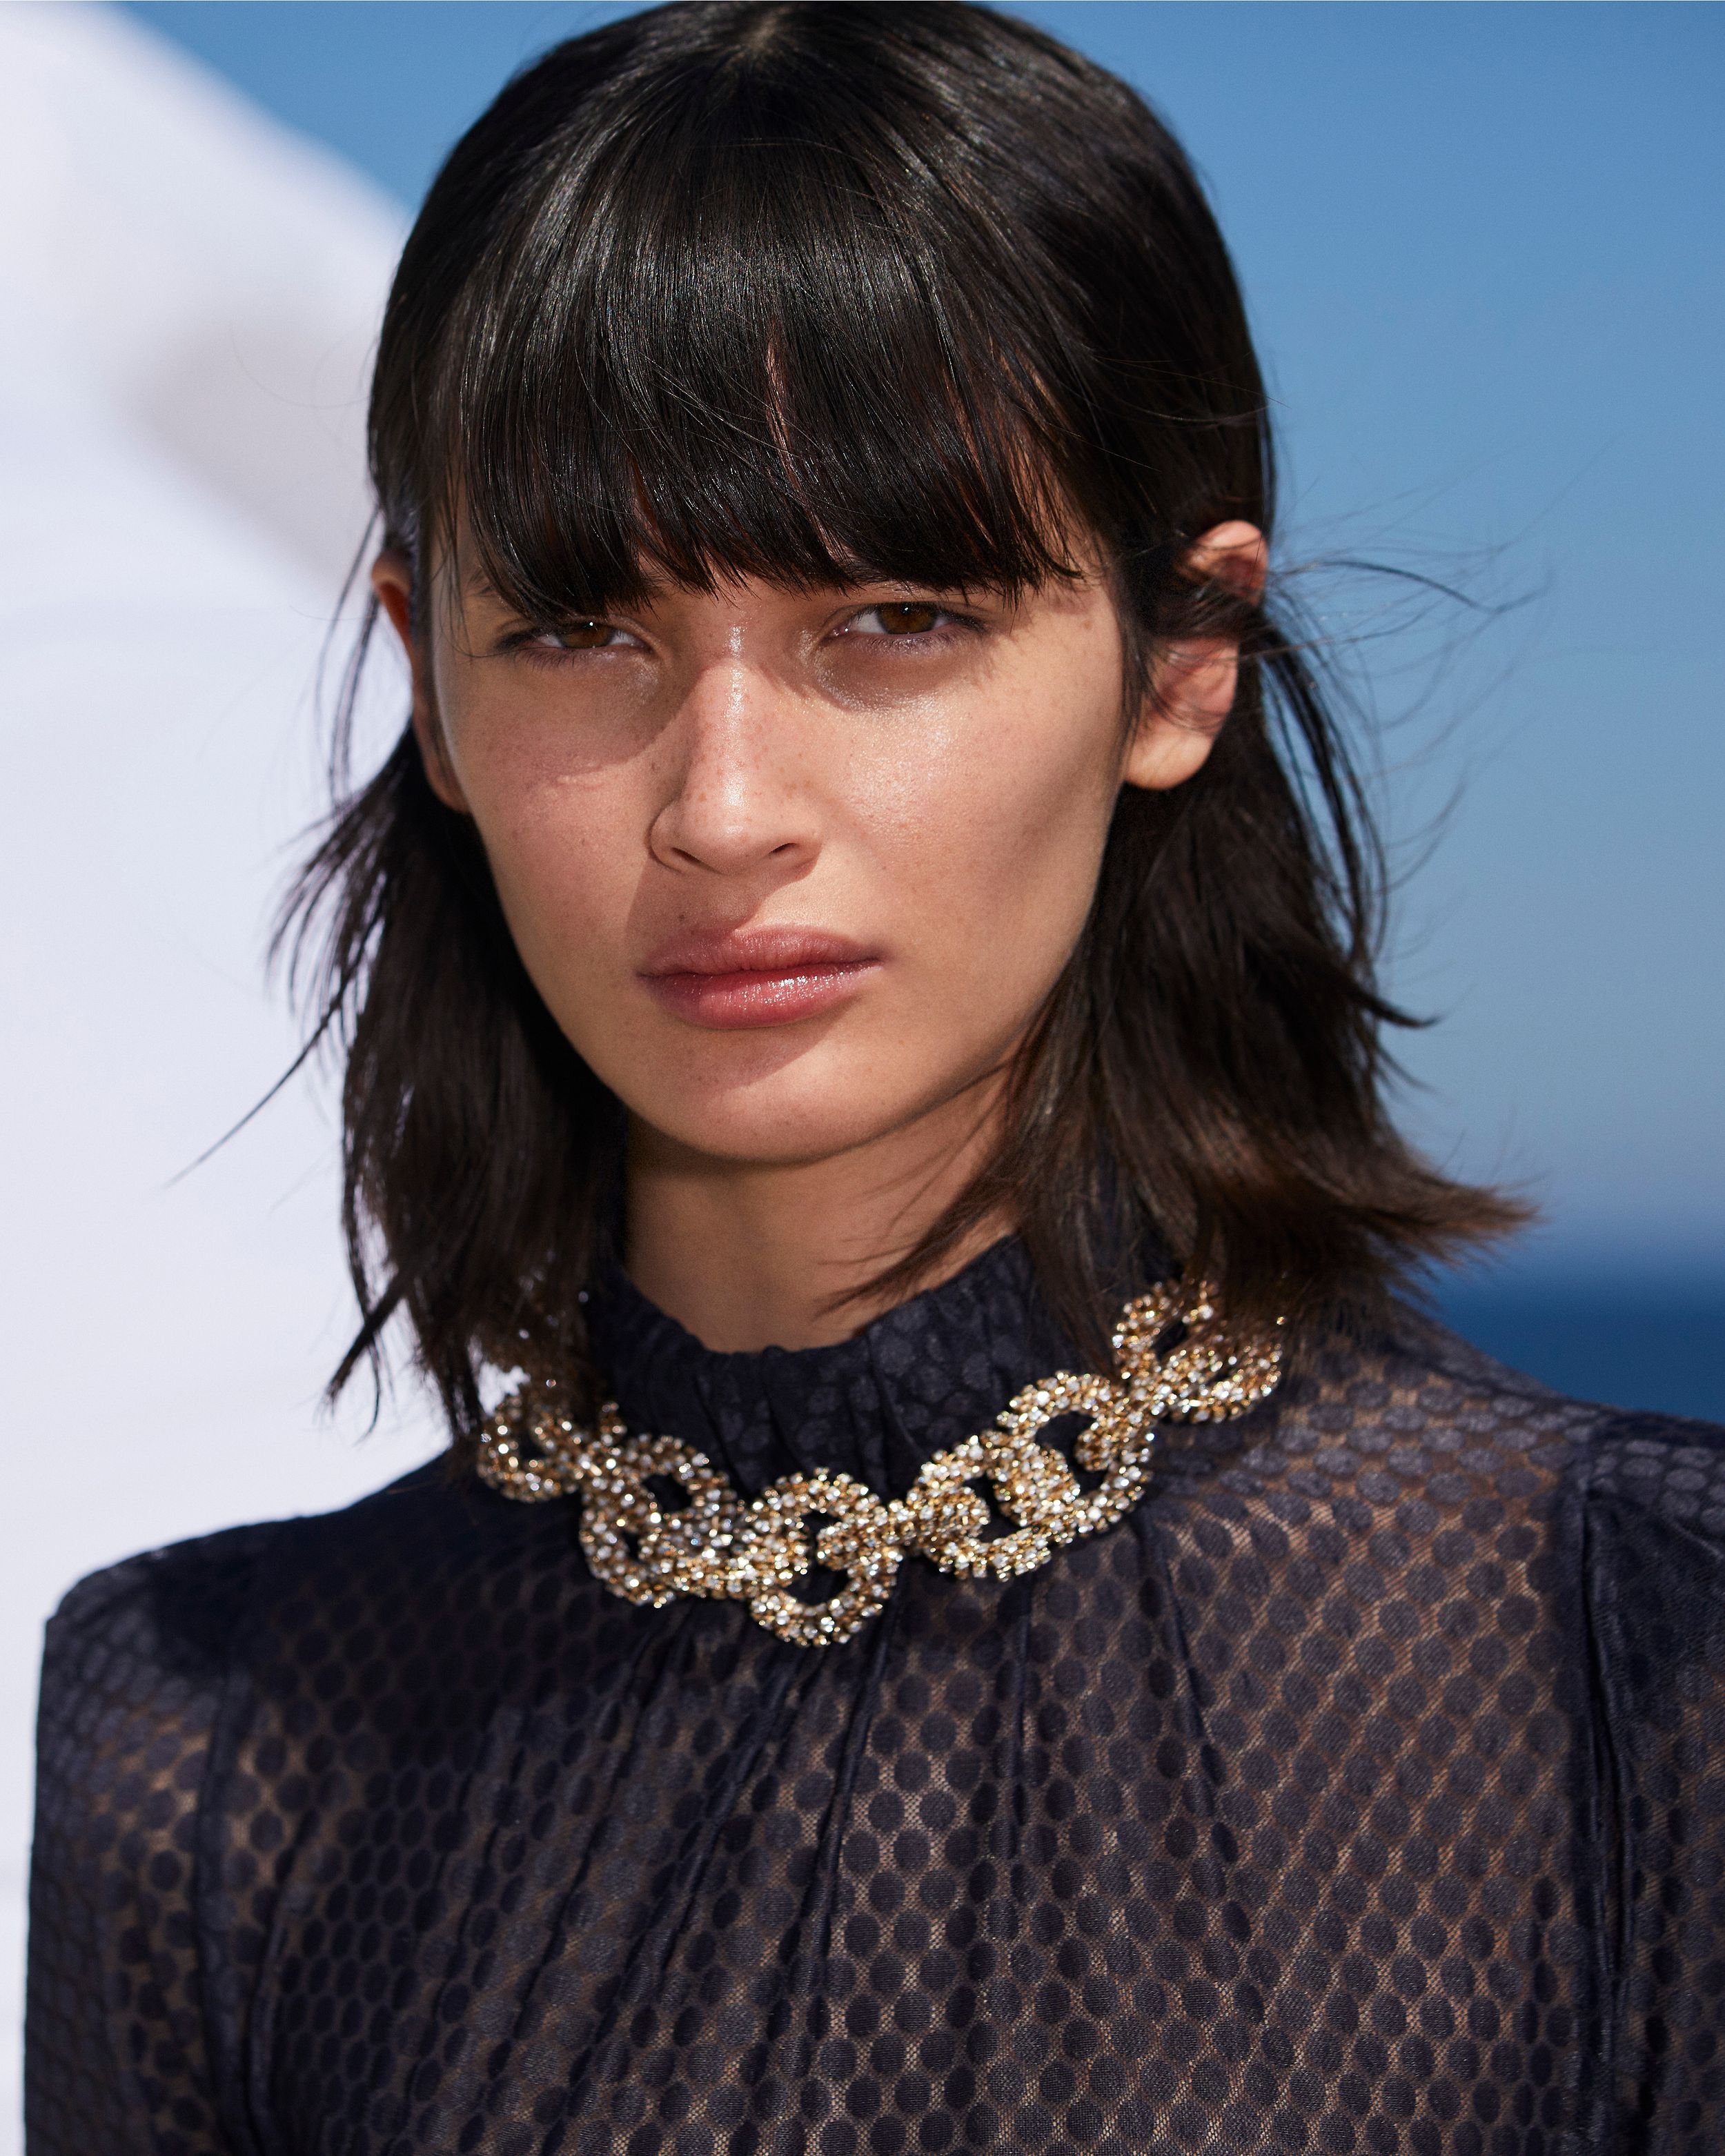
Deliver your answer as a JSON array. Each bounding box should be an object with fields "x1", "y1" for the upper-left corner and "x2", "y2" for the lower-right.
[{"x1": 26, "y1": 5, "x2": 1725, "y2": 2150}]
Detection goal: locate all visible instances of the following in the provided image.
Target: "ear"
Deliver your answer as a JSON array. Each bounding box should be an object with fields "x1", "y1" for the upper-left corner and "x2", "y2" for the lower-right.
[
  {"x1": 1121, "y1": 520, "x2": 1268, "y2": 793},
  {"x1": 371, "y1": 548, "x2": 470, "y2": 814}
]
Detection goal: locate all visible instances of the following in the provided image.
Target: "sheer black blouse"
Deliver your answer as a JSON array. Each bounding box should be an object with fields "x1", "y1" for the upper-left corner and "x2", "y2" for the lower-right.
[{"x1": 26, "y1": 1240, "x2": 1725, "y2": 2154}]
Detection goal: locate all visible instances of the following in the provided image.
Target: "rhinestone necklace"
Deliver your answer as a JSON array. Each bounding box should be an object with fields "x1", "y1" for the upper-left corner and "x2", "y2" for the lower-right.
[{"x1": 477, "y1": 1280, "x2": 1284, "y2": 1647}]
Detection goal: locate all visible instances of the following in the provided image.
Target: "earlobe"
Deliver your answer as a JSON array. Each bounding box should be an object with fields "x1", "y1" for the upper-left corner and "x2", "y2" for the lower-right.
[
  {"x1": 1120, "y1": 690, "x2": 1230, "y2": 792},
  {"x1": 370, "y1": 549, "x2": 471, "y2": 815},
  {"x1": 1121, "y1": 519, "x2": 1265, "y2": 794}
]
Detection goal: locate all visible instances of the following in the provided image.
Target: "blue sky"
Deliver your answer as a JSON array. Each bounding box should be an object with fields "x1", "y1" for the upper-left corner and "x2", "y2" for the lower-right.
[{"x1": 127, "y1": 1, "x2": 1725, "y2": 1287}]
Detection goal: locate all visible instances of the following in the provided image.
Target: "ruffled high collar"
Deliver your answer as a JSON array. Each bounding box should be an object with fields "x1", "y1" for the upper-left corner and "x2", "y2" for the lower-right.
[{"x1": 584, "y1": 1236, "x2": 1082, "y2": 1498}]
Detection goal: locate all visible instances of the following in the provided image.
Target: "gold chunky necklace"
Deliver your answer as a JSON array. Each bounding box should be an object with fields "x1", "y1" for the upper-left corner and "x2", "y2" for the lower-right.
[{"x1": 477, "y1": 1281, "x2": 1283, "y2": 1647}]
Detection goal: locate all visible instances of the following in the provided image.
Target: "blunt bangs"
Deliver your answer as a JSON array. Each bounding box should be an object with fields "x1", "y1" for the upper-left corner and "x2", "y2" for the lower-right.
[
  {"x1": 384, "y1": 3, "x2": 1221, "y2": 623},
  {"x1": 433, "y1": 66, "x2": 1081, "y2": 614}
]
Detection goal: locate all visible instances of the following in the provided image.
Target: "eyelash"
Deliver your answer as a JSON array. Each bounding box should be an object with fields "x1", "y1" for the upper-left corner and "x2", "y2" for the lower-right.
[
  {"x1": 838, "y1": 602, "x2": 975, "y2": 643},
  {"x1": 499, "y1": 622, "x2": 635, "y2": 663},
  {"x1": 497, "y1": 601, "x2": 979, "y2": 665}
]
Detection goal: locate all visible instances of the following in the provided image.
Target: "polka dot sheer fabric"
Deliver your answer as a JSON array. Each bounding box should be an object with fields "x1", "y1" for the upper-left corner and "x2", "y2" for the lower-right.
[{"x1": 26, "y1": 1241, "x2": 1725, "y2": 2154}]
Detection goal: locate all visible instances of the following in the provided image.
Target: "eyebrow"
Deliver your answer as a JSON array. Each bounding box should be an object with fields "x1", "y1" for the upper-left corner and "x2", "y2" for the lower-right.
[
  {"x1": 458, "y1": 564, "x2": 515, "y2": 606},
  {"x1": 455, "y1": 556, "x2": 1014, "y2": 615}
]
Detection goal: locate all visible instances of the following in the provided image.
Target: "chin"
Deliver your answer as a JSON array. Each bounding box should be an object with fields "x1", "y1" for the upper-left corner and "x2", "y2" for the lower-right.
[
  {"x1": 591, "y1": 1008, "x2": 1015, "y2": 1171},
  {"x1": 622, "y1": 1040, "x2": 963, "y2": 1167},
  {"x1": 644, "y1": 1085, "x2": 914, "y2": 1169},
  {"x1": 584, "y1": 1010, "x2": 907, "y2": 1165}
]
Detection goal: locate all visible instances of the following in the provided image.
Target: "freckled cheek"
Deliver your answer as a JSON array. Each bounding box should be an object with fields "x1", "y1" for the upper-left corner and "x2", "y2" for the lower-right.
[
  {"x1": 463, "y1": 768, "x2": 643, "y2": 980},
  {"x1": 873, "y1": 710, "x2": 1115, "y2": 973}
]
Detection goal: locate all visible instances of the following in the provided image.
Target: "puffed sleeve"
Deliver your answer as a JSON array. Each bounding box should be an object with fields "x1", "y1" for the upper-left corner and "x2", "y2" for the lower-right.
[
  {"x1": 25, "y1": 1532, "x2": 262, "y2": 2155},
  {"x1": 1586, "y1": 1410, "x2": 1725, "y2": 2150}
]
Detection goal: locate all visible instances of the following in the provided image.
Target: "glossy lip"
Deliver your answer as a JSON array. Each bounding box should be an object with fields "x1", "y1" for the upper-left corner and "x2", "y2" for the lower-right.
[{"x1": 638, "y1": 927, "x2": 881, "y2": 1031}]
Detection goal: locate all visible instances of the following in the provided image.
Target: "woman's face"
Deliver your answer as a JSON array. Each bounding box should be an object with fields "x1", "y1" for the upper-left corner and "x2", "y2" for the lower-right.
[{"x1": 377, "y1": 539, "x2": 1238, "y2": 1174}]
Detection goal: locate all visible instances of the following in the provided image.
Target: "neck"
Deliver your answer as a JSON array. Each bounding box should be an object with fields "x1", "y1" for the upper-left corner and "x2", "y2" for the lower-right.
[{"x1": 624, "y1": 1082, "x2": 1011, "y2": 1352}]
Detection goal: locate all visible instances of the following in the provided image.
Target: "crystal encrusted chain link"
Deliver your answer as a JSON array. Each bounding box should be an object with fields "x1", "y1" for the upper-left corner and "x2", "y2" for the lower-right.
[{"x1": 476, "y1": 1282, "x2": 1283, "y2": 1646}]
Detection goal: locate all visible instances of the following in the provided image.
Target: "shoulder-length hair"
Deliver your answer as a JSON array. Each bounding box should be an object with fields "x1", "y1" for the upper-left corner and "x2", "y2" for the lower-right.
[{"x1": 286, "y1": 0, "x2": 1519, "y2": 1441}]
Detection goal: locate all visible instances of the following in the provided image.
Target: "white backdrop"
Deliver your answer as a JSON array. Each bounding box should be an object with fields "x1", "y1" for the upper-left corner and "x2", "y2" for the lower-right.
[{"x1": 0, "y1": 11, "x2": 444, "y2": 2144}]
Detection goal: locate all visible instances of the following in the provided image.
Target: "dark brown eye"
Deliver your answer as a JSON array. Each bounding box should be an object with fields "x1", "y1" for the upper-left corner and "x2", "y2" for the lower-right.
[
  {"x1": 878, "y1": 603, "x2": 942, "y2": 635},
  {"x1": 543, "y1": 620, "x2": 614, "y2": 651}
]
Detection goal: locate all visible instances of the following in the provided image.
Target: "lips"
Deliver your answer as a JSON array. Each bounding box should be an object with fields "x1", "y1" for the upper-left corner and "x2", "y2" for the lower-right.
[{"x1": 638, "y1": 927, "x2": 880, "y2": 1031}]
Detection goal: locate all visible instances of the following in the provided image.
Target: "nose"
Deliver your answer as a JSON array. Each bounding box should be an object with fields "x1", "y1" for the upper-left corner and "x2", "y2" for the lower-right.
[{"x1": 646, "y1": 649, "x2": 820, "y2": 882}]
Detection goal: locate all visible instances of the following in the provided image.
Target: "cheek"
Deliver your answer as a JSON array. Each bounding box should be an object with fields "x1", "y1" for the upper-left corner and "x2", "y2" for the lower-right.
[
  {"x1": 489, "y1": 792, "x2": 638, "y2": 995},
  {"x1": 448, "y1": 723, "x2": 644, "y2": 987},
  {"x1": 878, "y1": 688, "x2": 1118, "y2": 990}
]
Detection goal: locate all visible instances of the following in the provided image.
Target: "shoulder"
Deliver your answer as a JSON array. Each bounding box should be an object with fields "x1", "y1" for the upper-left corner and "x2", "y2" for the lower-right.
[
  {"x1": 34, "y1": 1457, "x2": 528, "y2": 1919},
  {"x1": 1381, "y1": 1302, "x2": 1725, "y2": 1514},
  {"x1": 1566, "y1": 1405, "x2": 1725, "y2": 1674},
  {"x1": 37, "y1": 1518, "x2": 277, "y2": 1797},
  {"x1": 39, "y1": 1458, "x2": 492, "y2": 1725},
  {"x1": 1357, "y1": 1304, "x2": 1725, "y2": 1621},
  {"x1": 1573, "y1": 1400, "x2": 1725, "y2": 1518},
  {"x1": 1354, "y1": 1298, "x2": 1724, "y2": 1467},
  {"x1": 1225, "y1": 1298, "x2": 1725, "y2": 1565}
]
